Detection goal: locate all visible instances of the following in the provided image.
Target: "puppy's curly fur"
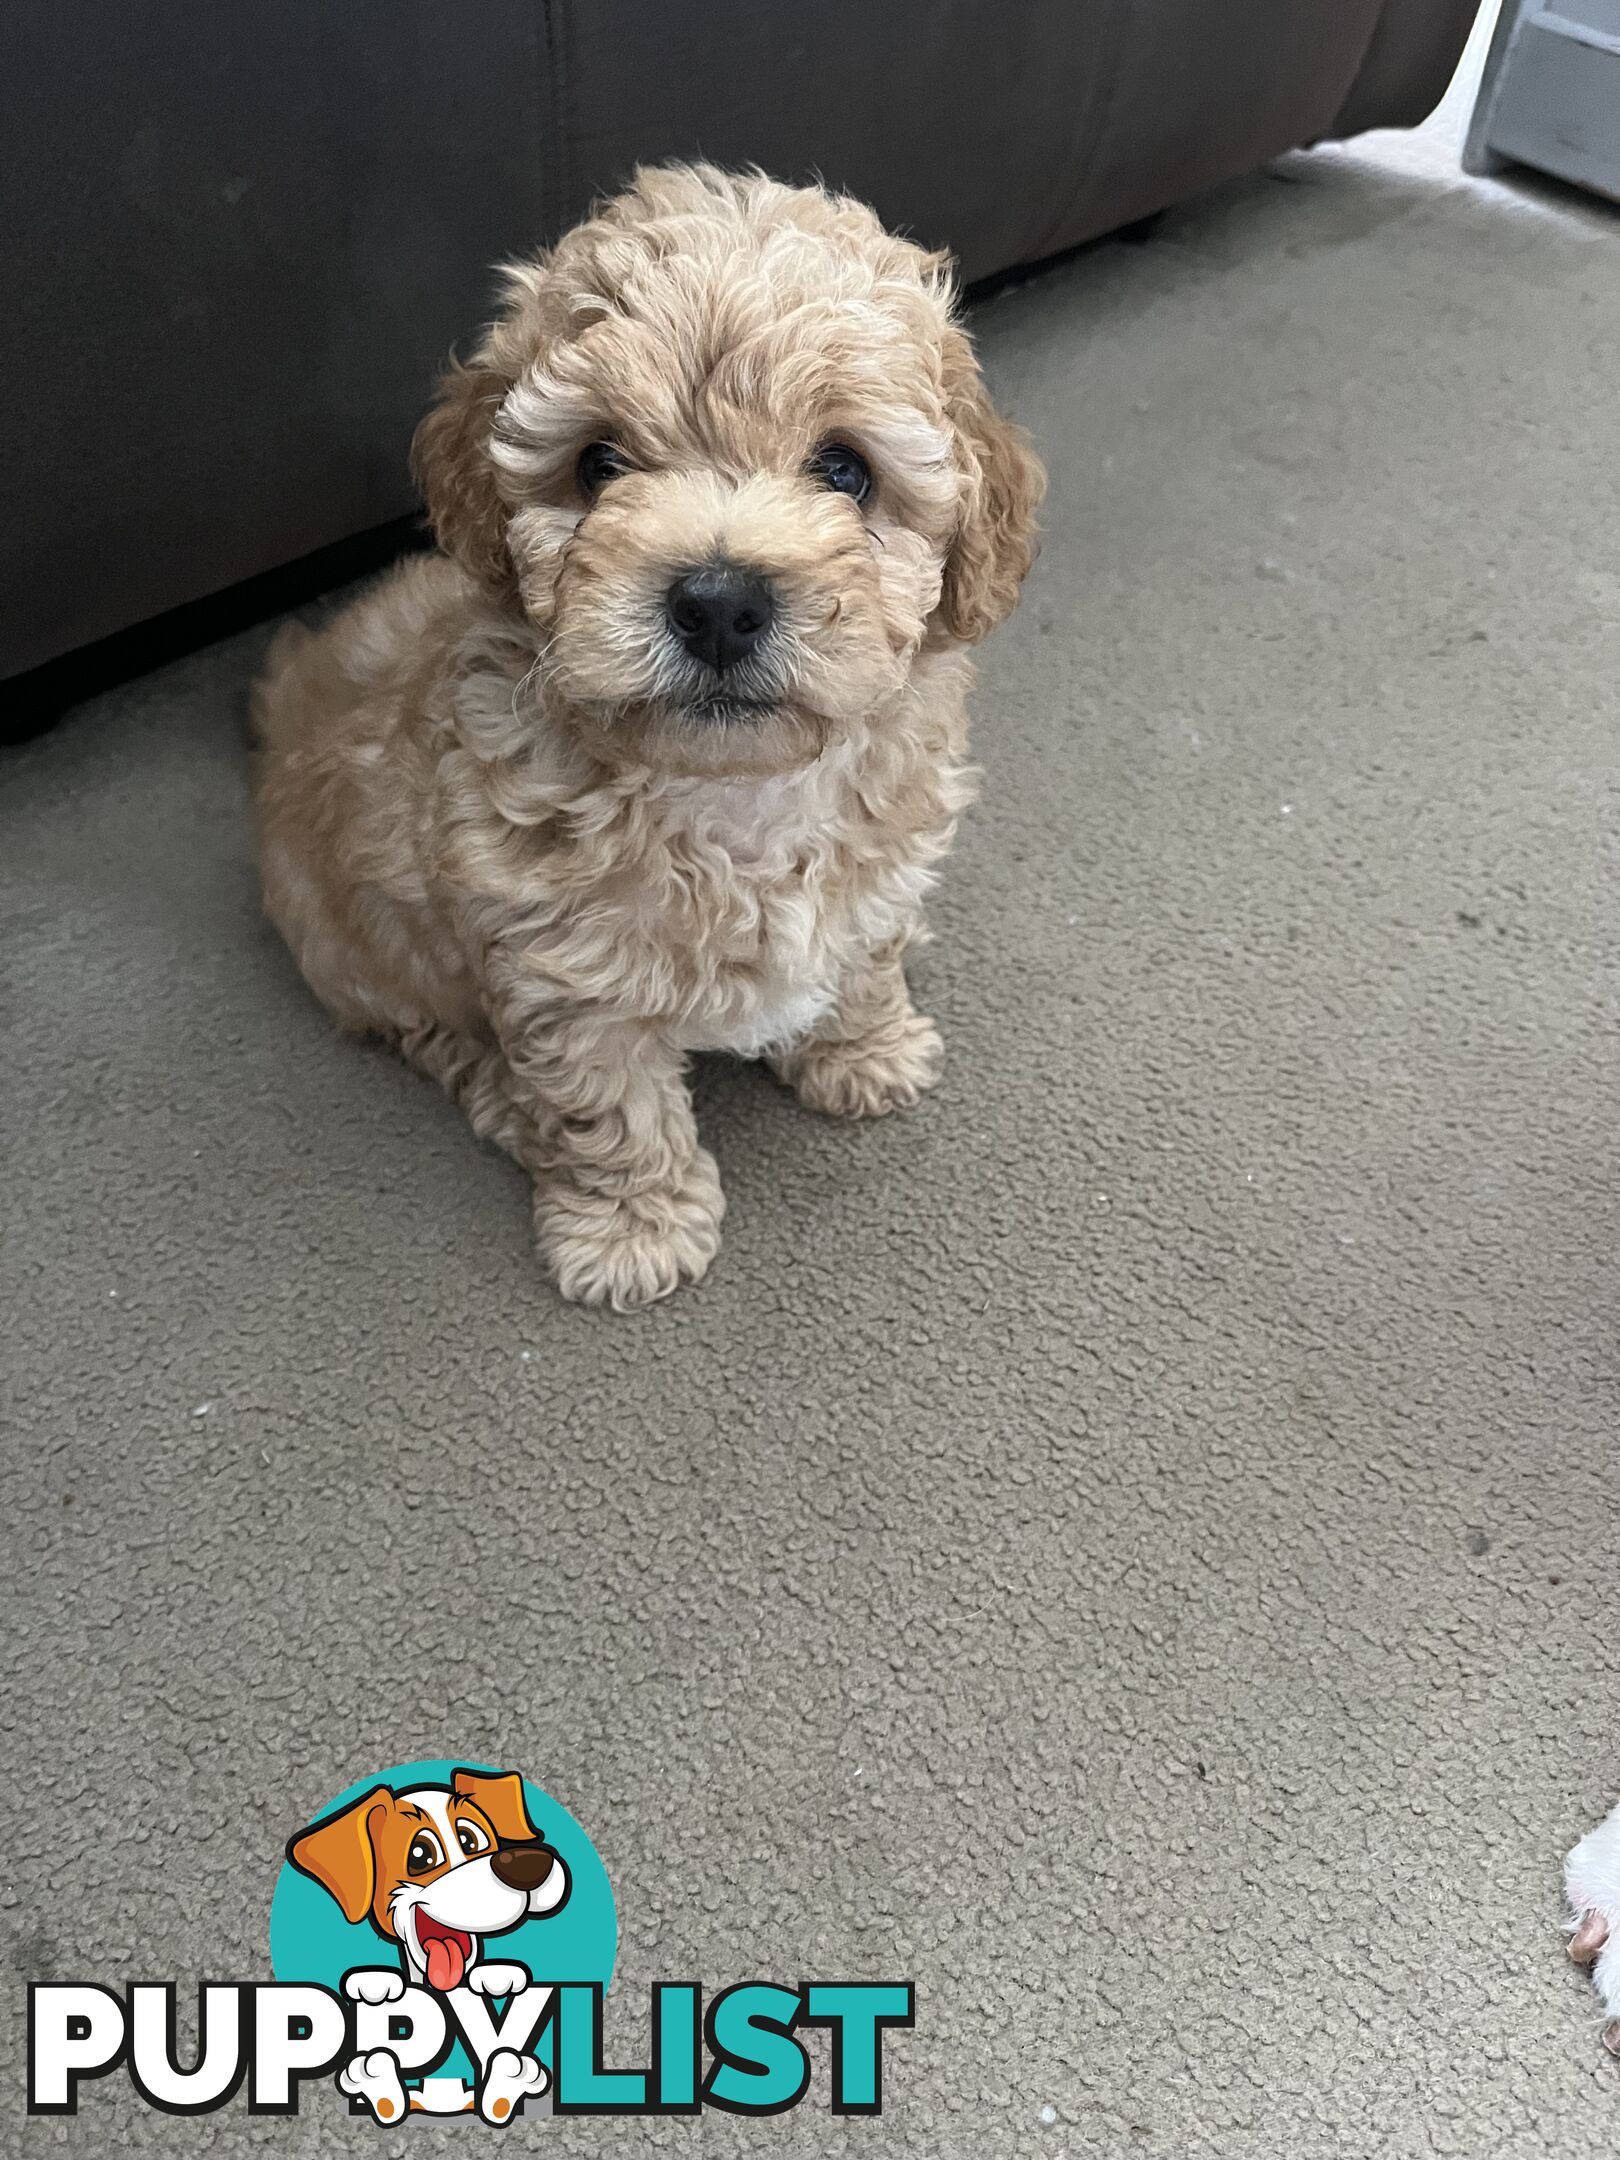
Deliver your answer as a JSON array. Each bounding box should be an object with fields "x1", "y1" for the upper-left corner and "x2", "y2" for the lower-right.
[{"x1": 254, "y1": 164, "x2": 1043, "y2": 1308}]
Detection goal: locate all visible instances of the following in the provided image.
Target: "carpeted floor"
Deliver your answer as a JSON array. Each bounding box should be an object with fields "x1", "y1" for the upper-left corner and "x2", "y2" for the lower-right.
[{"x1": 3, "y1": 130, "x2": 1616, "y2": 2157}]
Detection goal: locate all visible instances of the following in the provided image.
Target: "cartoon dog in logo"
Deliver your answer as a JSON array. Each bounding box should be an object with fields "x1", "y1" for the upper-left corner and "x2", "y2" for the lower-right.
[{"x1": 288, "y1": 1767, "x2": 569, "y2": 2121}]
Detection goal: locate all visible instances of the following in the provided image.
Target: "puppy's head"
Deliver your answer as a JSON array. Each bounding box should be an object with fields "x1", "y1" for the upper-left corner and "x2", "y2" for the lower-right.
[
  {"x1": 288, "y1": 1769, "x2": 568, "y2": 1989},
  {"x1": 413, "y1": 164, "x2": 1044, "y2": 778}
]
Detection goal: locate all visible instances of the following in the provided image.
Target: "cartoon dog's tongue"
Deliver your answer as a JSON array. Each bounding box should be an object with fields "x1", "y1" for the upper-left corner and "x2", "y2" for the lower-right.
[{"x1": 418, "y1": 1918, "x2": 471, "y2": 1992}]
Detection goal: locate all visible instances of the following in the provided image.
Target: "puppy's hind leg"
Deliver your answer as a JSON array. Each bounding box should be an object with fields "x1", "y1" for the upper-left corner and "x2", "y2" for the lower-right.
[
  {"x1": 338, "y1": 2048, "x2": 409, "y2": 2123},
  {"x1": 770, "y1": 936, "x2": 942, "y2": 1119},
  {"x1": 396, "y1": 1022, "x2": 538, "y2": 1165}
]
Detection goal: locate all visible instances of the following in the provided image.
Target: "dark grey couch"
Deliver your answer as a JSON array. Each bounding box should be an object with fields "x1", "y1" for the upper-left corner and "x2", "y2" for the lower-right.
[{"x1": 3, "y1": 0, "x2": 1477, "y2": 682}]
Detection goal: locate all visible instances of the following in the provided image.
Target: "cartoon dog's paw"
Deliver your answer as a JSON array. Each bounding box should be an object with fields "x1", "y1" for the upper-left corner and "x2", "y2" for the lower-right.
[
  {"x1": 1565, "y1": 1803, "x2": 1620, "y2": 2053},
  {"x1": 339, "y1": 2047, "x2": 408, "y2": 2123},
  {"x1": 774, "y1": 1011, "x2": 943, "y2": 1119},
  {"x1": 465, "y1": 1961, "x2": 530, "y2": 1999},
  {"x1": 536, "y1": 1148, "x2": 725, "y2": 1310},
  {"x1": 344, "y1": 1968, "x2": 407, "y2": 2007},
  {"x1": 479, "y1": 2046, "x2": 548, "y2": 2124}
]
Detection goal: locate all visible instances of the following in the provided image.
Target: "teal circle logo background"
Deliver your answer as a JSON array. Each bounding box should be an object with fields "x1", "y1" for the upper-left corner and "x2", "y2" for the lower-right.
[{"x1": 269, "y1": 1759, "x2": 616, "y2": 2031}]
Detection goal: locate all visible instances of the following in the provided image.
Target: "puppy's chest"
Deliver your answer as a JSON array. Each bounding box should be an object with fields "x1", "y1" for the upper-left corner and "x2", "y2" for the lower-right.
[{"x1": 614, "y1": 773, "x2": 917, "y2": 1052}]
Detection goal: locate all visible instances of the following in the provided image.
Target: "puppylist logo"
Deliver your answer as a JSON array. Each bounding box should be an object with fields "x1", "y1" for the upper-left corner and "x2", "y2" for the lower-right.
[{"x1": 26, "y1": 1758, "x2": 913, "y2": 2124}]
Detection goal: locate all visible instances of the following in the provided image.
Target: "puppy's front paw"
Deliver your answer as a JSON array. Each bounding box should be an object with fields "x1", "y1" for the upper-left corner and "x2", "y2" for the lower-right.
[
  {"x1": 777, "y1": 1011, "x2": 942, "y2": 1119},
  {"x1": 1567, "y1": 1804, "x2": 1620, "y2": 2053},
  {"x1": 536, "y1": 1149, "x2": 724, "y2": 1310},
  {"x1": 465, "y1": 1961, "x2": 529, "y2": 1999},
  {"x1": 344, "y1": 1967, "x2": 406, "y2": 2007}
]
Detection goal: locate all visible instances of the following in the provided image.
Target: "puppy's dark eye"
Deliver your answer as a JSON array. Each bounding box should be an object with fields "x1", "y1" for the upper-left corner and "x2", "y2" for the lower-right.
[
  {"x1": 807, "y1": 443, "x2": 873, "y2": 504},
  {"x1": 576, "y1": 441, "x2": 629, "y2": 497},
  {"x1": 406, "y1": 1831, "x2": 444, "y2": 1876}
]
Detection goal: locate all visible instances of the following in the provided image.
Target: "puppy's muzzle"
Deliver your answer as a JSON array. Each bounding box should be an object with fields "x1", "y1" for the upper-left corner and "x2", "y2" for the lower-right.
[
  {"x1": 490, "y1": 1840, "x2": 558, "y2": 1894},
  {"x1": 666, "y1": 562, "x2": 775, "y2": 675}
]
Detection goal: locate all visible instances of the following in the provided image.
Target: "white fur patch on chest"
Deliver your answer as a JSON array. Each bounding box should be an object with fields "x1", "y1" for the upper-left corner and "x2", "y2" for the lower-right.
[
  {"x1": 680, "y1": 980, "x2": 837, "y2": 1057},
  {"x1": 654, "y1": 757, "x2": 862, "y2": 1053},
  {"x1": 658, "y1": 758, "x2": 845, "y2": 868}
]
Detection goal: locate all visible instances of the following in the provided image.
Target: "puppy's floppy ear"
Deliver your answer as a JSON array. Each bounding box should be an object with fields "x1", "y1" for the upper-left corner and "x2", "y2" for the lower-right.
[
  {"x1": 452, "y1": 1767, "x2": 539, "y2": 1845},
  {"x1": 937, "y1": 322, "x2": 1045, "y2": 645},
  {"x1": 287, "y1": 1788, "x2": 391, "y2": 1925},
  {"x1": 410, "y1": 348, "x2": 518, "y2": 599}
]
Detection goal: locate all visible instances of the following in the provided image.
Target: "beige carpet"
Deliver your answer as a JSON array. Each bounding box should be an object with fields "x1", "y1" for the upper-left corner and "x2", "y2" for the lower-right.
[{"x1": 3, "y1": 137, "x2": 1617, "y2": 2155}]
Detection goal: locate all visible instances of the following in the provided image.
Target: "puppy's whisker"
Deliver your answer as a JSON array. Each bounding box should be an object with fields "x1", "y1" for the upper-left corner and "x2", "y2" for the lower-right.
[{"x1": 509, "y1": 654, "x2": 547, "y2": 722}]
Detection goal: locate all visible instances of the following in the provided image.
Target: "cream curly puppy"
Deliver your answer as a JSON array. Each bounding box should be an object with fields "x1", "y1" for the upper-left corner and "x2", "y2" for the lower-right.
[{"x1": 255, "y1": 164, "x2": 1042, "y2": 1308}]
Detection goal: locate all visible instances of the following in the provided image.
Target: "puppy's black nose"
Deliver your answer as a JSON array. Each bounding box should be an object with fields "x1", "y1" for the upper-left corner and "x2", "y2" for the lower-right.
[{"x1": 666, "y1": 565, "x2": 775, "y2": 674}]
